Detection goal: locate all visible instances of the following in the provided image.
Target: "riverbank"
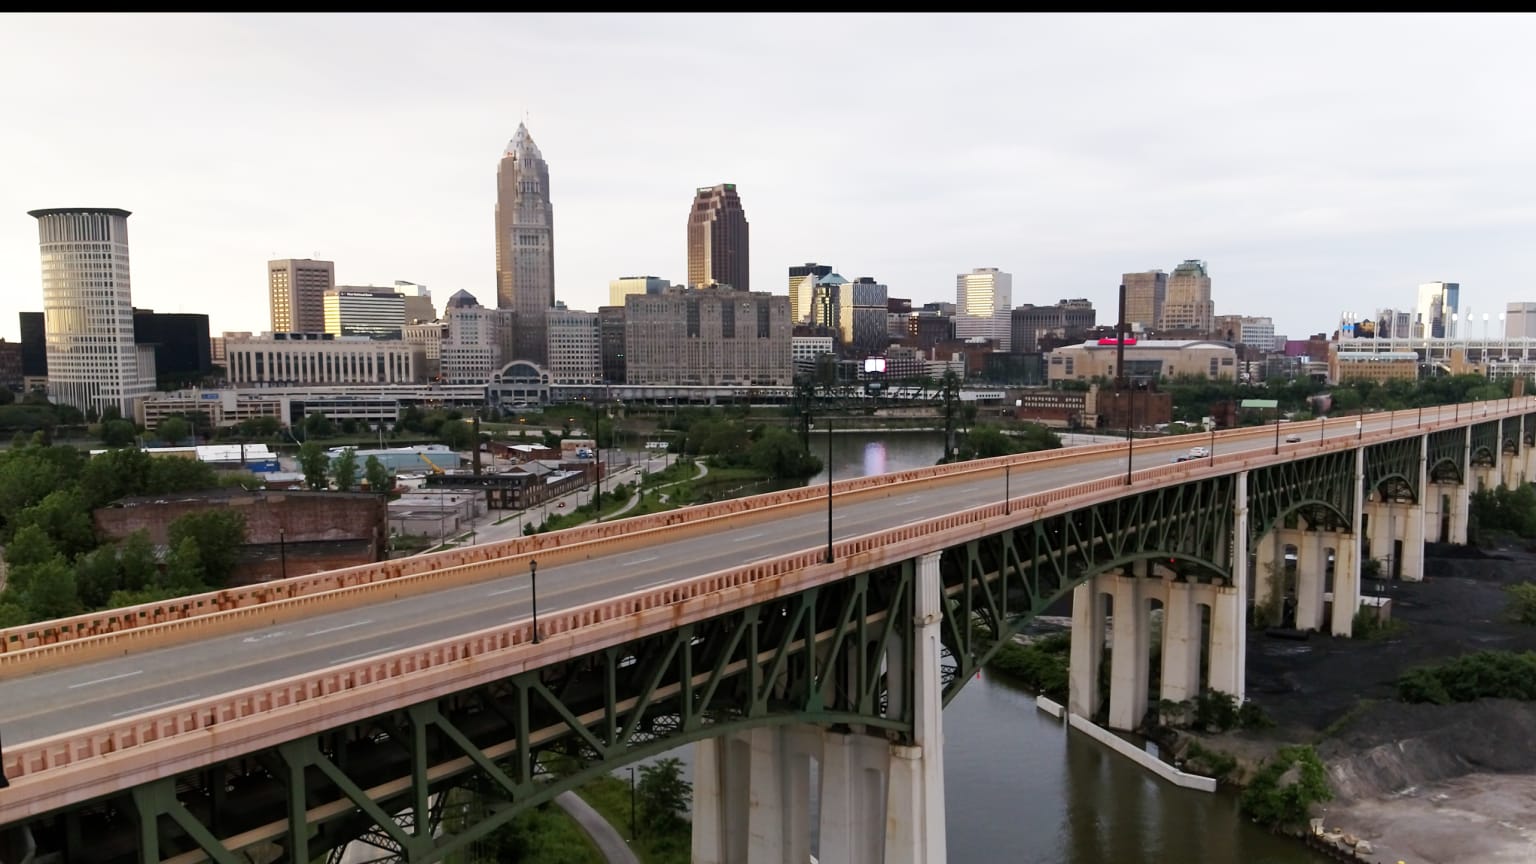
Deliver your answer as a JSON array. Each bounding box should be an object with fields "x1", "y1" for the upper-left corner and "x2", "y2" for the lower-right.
[{"x1": 1168, "y1": 541, "x2": 1536, "y2": 863}]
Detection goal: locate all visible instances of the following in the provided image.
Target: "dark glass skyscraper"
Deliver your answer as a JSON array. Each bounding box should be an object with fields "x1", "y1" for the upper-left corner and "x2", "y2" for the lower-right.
[
  {"x1": 495, "y1": 122, "x2": 555, "y2": 365},
  {"x1": 687, "y1": 184, "x2": 750, "y2": 292}
]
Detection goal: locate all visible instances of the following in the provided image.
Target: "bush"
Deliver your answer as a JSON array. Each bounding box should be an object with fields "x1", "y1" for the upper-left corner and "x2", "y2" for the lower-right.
[
  {"x1": 1506, "y1": 582, "x2": 1536, "y2": 626},
  {"x1": 1396, "y1": 650, "x2": 1536, "y2": 704},
  {"x1": 1239, "y1": 745, "x2": 1332, "y2": 829}
]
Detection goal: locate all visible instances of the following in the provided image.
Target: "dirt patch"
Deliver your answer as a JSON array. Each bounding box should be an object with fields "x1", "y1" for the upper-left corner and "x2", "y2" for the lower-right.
[{"x1": 1227, "y1": 541, "x2": 1536, "y2": 862}]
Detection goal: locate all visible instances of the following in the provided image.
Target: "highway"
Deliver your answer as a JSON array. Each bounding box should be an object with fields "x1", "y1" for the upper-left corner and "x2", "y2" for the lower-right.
[{"x1": 0, "y1": 407, "x2": 1497, "y2": 746}]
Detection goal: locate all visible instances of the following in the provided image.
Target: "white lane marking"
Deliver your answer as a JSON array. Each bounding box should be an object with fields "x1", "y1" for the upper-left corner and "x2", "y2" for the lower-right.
[
  {"x1": 731, "y1": 532, "x2": 764, "y2": 543},
  {"x1": 306, "y1": 619, "x2": 374, "y2": 638},
  {"x1": 487, "y1": 585, "x2": 528, "y2": 597},
  {"x1": 113, "y1": 695, "x2": 200, "y2": 718},
  {"x1": 899, "y1": 496, "x2": 920, "y2": 505},
  {"x1": 242, "y1": 630, "x2": 290, "y2": 644},
  {"x1": 68, "y1": 669, "x2": 143, "y2": 689},
  {"x1": 622, "y1": 555, "x2": 660, "y2": 567},
  {"x1": 329, "y1": 643, "x2": 405, "y2": 665}
]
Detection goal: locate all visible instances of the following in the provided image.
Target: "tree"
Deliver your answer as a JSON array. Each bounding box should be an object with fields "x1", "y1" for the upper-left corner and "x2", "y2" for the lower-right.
[
  {"x1": 637, "y1": 757, "x2": 691, "y2": 835},
  {"x1": 157, "y1": 416, "x2": 191, "y2": 446},
  {"x1": 747, "y1": 426, "x2": 822, "y2": 478},
  {"x1": 77, "y1": 447, "x2": 154, "y2": 510},
  {"x1": 22, "y1": 558, "x2": 84, "y2": 621},
  {"x1": 332, "y1": 447, "x2": 359, "y2": 492},
  {"x1": 11, "y1": 489, "x2": 97, "y2": 560},
  {"x1": 74, "y1": 546, "x2": 124, "y2": 610},
  {"x1": 146, "y1": 456, "x2": 219, "y2": 494},
  {"x1": 440, "y1": 419, "x2": 475, "y2": 451},
  {"x1": 100, "y1": 418, "x2": 137, "y2": 447},
  {"x1": 116, "y1": 530, "x2": 158, "y2": 593},
  {"x1": 167, "y1": 510, "x2": 246, "y2": 588},
  {"x1": 299, "y1": 440, "x2": 330, "y2": 490},
  {"x1": 302, "y1": 412, "x2": 334, "y2": 439},
  {"x1": 365, "y1": 456, "x2": 392, "y2": 495},
  {"x1": 161, "y1": 537, "x2": 206, "y2": 592}
]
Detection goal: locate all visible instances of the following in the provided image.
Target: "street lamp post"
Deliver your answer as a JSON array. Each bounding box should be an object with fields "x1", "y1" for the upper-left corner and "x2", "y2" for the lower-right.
[
  {"x1": 1320, "y1": 415, "x2": 1326, "y2": 443},
  {"x1": 628, "y1": 766, "x2": 637, "y2": 841},
  {"x1": 1209, "y1": 425, "x2": 1216, "y2": 459},
  {"x1": 1274, "y1": 414, "x2": 1281, "y2": 455},
  {"x1": 279, "y1": 528, "x2": 287, "y2": 580},
  {"x1": 824, "y1": 415, "x2": 834, "y2": 563},
  {"x1": 529, "y1": 558, "x2": 540, "y2": 644},
  {"x1": 1004, "y1": 464, "x2": 1011, "y2": 514},
  {"x1": 1124, "y1": 387, "x2": 1135, "y2": 486},
  {"x1": 1356, "y1": 419, "x2": 1363, "y2": 441}
]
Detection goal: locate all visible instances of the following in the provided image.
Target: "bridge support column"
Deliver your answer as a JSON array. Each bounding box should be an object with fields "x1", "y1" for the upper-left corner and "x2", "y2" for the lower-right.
[
  {"x1": 691, "y1": 735, "x2": 746, "y2": 864},
  {"x1": 1107, "y1": 569, "x2": 1148, "y2": 731},
  {"x1": 1453, "y1": 428, "x2": 1473, "y2": 543},
  {"x1": 1295, "y1": 530, "x2": 1327, "y2": 632},
  {"x1": 1068, "y1": 578, "x2": 1106, "y2": 719},
  {"x1": 1252, "y1": 530, "x2": 1283, "y2": 624},
  {"x1": 883, "y1": 549, "x2": 947, "y2": 864},
  {"x1": 1207, "y1": 583, "x2": 1242, "y2": 701},
  {"x1": 1328, "y1": 447, "x2": 1366, "y2": 637},
  {"x1": 817, "y1": 732, "x2": 889, "y2": 864},
  {"x1": 1232, "y1": 470, "x2": 1248, "y2": 701},
  {"x1": 1159, "y1": 579, "x2": 1201, "y2": 706}
]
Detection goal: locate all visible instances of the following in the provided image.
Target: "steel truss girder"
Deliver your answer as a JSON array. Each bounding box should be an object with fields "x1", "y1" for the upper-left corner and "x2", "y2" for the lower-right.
[
  {"x1": 1501, "y1": 415, "x2": 1521, "y2": 454},
  {"x1": 1365, "y1": 436, "x2": 1422, "y2": 503},
  {"x1": 1471, "y1": 419, "x2": 1501, "y2": 467},
  {"x1": 23, "y1": 574, "x2": 918, "y2": 864},
  {"x1": 936, "y1": 474, "x2": 1235, "y2": 706},
  {"x1": 1247, "y1": 449, "x2": 1355, "y2": 542},
  {"x1": 1428, "y1": 427, "x2": 1467, "y2": 483}
]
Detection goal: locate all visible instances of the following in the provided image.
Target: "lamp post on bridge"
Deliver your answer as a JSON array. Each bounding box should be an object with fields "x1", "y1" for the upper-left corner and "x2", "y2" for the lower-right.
[
  {"x1": 824, "y1": 415, "x2": 834, "y2": 563},
  {"x1": 1004, "y1": 463, "x2": 1011, "y2": 515},
  {"x1": 529, "y1": 558, "x2": 540, "y2": 644},
  {"x1": 1274, "y1": 413, "x2": 1281, "y2": 455}
]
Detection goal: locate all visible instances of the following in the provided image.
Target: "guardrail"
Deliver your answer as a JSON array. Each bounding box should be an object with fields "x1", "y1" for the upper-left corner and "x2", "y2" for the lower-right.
[
  {"x1": 4, "y1": 398, "x2": 1527, "y2": 814},
  {"x1": 0, "y1": 425, "x2": 1177, "y2": 662}
]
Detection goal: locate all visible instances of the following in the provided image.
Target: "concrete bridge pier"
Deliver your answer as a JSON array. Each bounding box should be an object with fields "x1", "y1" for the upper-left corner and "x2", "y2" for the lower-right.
[
  {"x1": 1106, "y1": 568, "x2": 1149, "y2": 732},
  {"x1": 692, "y1": 550, "x2": 948, "y2": 864},
  {"x1": 1068, "y1": 580, "x2": 1106, "y2": 720},
  {"x1": 1293, "y1": 529, "x2": 1329, "y2": 632},
  {"x1": 1158, "y1": 579, "x2": 1202, "y2": 706}
]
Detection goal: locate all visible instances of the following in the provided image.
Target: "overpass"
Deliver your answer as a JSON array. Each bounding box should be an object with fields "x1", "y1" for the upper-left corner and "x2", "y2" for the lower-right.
[{"x1": 0, "y1": 399, "x2": 1531, "y2": 863}]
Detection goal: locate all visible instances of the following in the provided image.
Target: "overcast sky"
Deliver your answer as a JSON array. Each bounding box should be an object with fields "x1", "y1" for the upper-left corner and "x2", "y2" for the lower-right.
[{"x1": 5, "y1": 13, "x2": 1536, "y2": 344}]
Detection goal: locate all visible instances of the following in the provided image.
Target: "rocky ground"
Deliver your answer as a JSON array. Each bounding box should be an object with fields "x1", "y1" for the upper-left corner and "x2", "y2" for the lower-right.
[{"x1": 1205, "y1": 539, "x2": 1536, "y2": 864}]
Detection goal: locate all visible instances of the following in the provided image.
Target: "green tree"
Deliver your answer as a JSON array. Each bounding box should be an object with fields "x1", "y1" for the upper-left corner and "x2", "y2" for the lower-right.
[
  {"x1": 440, "y1": 419, "x2": 476, "y2": 451},
  {"x1": 0, "y1": 602, "x2": 26, "y2": 628},
  {"x1": 167, "y1": 510, "x2": 246, "y2": 588},
  {"x1": 4, "y1": 523, "x2": 62, "y2": 571},
  {"x1": 157, "y1": 415, "x2": 191, "y2": 446},
  {"x1": 299, "y1": 440, "x2": 330, "y2": 490},
  {"x1": 22, "y1": 558, "x2": 84, "y2": 621},
  {"x1": 302, "y1": 412, "x2": 334, "y2": 439},
  {"x1": 162, "y1": 537, "x2": 206, "y2": 592},
  {"x1": 954, "y1": 425, "x2": 1019, "y2": 461},
  {"x1": 365, "y1": 455, "x2": 392, "y2": 495},
  {"x1": 100, "y1": 418, "x2": 137, "y2": 447},
  {"x1": 12, "y1": 489, "x2": 97, "y2": 560},
  {"x1": 116, "y1": 530, "x2": 158, "y2": 593},
  {"x1": 74, "y1": 546, "x2": 124, "y2": 609},
  {"x1": 637, "y1": 757, "x2": 691, "y2": 835},
  {"x1": 332, "y1": 447, "x2": 359, "y2": 492},
  {"x1": 1238, "y1": 745, "x2": 1332, "y2": 829},
  {"x1": 146, "y1": 456, "x2": 220, "y2": 495},
  {"x1": 77, "y1": 447, "x2": 154, "y2": 509},
  {"x1": 747, "y1": 426, "x2": 822, "y2": 478}
]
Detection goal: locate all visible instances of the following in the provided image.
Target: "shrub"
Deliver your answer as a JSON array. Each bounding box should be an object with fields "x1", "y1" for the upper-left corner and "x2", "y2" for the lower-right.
[
  {"x1": 1506, "y1": 582, "x2": 1536, "y2": 626},
  {"x1": 1396, "y1": 650, "x2": 1536, "y2": 703},
  {"x1": 1239, "y1": 745, "x2": 1332, "y2": 828}
]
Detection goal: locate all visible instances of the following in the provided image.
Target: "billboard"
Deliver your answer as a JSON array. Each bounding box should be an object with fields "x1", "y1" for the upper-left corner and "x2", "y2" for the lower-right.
[{"x1": 863, "y1": 357, "x2": 887, "y2": 374}]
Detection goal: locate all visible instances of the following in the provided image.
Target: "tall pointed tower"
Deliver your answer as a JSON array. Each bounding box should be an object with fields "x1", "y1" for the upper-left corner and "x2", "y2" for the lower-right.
[
  {"x1": 495, "y1": 122, "x2": 555, "y2": 365},
  {"x1": 686, "y1": 184, "x2": 750, "y2": 292}
]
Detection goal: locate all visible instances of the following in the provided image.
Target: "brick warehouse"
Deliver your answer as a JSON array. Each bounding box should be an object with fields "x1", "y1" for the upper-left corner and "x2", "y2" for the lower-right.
[{"x1": 94, "y1": 489, "x2": 389, "y2": 586}]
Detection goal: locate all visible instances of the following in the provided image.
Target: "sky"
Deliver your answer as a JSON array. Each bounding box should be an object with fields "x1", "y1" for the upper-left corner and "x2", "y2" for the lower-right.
[{"x1": 5, "y1": 12, "x2": 1536, "y2": 345}]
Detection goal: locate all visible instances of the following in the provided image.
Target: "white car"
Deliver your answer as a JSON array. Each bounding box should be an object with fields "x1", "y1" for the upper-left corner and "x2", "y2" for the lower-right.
[{"x1": 1188, "y1": 446, "x2": 1210, "y2": 458}]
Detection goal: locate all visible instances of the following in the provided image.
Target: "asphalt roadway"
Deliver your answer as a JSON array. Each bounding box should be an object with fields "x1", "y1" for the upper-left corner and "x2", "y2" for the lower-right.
[{"x1": 0, "y1": 407, "x2": 1491, "y2": 746}]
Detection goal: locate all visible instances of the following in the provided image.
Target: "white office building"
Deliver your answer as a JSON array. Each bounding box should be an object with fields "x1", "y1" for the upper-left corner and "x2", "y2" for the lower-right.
[
  {"x1": 29, "y1": 207, "x2": 156, "y2": 416},
  {"x1": 955, "y1": 267, "x2": 1012, "y2": 350}
]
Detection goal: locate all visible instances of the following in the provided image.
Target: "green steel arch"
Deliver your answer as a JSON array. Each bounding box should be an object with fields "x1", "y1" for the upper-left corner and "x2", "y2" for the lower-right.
[
  {"x1": 1428, "y1": 427, "x2": 1467, "y2": 483},
  {"x1": 938, "y1": 474, "x2": 1235, "y2": 705},
  {"x1": 1471, "y1": 420, "x2": 1500, "y2": 467},
  {"x1": 1364, "y1": 437, "x2": 1422, "y2": 502},
  {"x1": 1247, "y1": 450, "x2": 1357, "y2": 542}
]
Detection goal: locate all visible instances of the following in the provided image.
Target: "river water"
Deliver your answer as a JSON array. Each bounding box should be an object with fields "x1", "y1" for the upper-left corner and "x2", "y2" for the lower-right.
[{"x1": 643, "y1": 430, "x2": 1327, "y2": 863}]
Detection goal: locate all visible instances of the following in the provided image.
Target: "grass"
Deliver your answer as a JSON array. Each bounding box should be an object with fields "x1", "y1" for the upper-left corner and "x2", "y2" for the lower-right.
[
  {"x1": 577, "y1": 774, "x2": 691, "y2": 864},
  {"x1": 1317, "y1": 698, "x2": 1377, "y2": 741}
]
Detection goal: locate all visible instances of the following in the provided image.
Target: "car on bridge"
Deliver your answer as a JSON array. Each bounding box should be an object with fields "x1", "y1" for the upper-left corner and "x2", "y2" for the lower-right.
[
  {"x1": 1188, "y1": 446, "x2": 1210, "y2": 458},
  {"x1": 1285, "y1": 432, "x2": 1302, "y2": 443}
]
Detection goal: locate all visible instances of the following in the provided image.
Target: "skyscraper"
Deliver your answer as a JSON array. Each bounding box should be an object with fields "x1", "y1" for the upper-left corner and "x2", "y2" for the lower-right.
[
  {"x1": 1416, "y1": 281, "x2": 1460, "y2": 338},
  {"x1": 495, "y1": 122, "x2": 556, "y2": 365},
  {"x1": 609, "y1": 276, "x2": 671, "y2": 308},
  {"x1": 1122, "y1": 270, "x2": 1167, "y2": 330},
  {"x1": 687, "y1": 184, "x2": 750, "y2": 291},
  {"x1": 269, "y1": 258, "x2": 334, "y2": 333},
  {"x1": 789, "y1": 263, "x2": 833, "y2": 324},
  {"x1": 29, "y1": 207, "x2": 155, "y2": 415},
  {"x1": 324, "y1": 288, "x2": 406, "y2": 340},
  {"x1": 1161, "y1": 260, "x2": 1214, "y2": 333},
  {"x1": 955, "y1": 267, "x2": 1013, "y2": 350}
]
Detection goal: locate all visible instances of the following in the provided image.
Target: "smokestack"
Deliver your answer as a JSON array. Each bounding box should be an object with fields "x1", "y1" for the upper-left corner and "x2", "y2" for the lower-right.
[{"x1": 1116, "y1": 283, "x2": 1128, "y2": 390}]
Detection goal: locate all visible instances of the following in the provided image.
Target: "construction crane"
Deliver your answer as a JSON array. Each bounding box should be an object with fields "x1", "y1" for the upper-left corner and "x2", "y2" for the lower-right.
[{"x1": 419, "y1": 452, "x2": 446, "y2": 475}]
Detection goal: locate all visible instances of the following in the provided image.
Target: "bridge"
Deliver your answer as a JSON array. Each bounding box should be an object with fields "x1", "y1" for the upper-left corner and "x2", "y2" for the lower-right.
[{"x1": 0, "y1": 398, "x2": 1530, "y2": 864}]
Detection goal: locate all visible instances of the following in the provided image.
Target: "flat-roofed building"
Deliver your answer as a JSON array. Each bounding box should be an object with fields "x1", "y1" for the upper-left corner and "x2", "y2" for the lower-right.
[
  {"x1": 1046, "y1": 338, "x2": 1237, "y2": 384},
  {"x1": 624, "y1": 287, "x2": 790, "y2": 385},
  {"x1": 324, "y1": 287, "x2": 406, "y2": 340},
  {"x1": 224, "y1": 332, "x2": 416, "y2": 385},
  {"x1": 1330, "y1": 350, "x2": 1420, "y2": 384}
]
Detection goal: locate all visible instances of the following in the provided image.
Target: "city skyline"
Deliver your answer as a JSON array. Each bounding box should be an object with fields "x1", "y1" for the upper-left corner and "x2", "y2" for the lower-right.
[{"x1": 5, "y1": 13, "x2": 1536, "y2": 344}]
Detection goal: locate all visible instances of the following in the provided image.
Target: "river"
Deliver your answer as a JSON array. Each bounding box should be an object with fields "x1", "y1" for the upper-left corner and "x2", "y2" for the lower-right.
[{"x1": 639, "y1": 430, "x2": 1328, "y2": 863}]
